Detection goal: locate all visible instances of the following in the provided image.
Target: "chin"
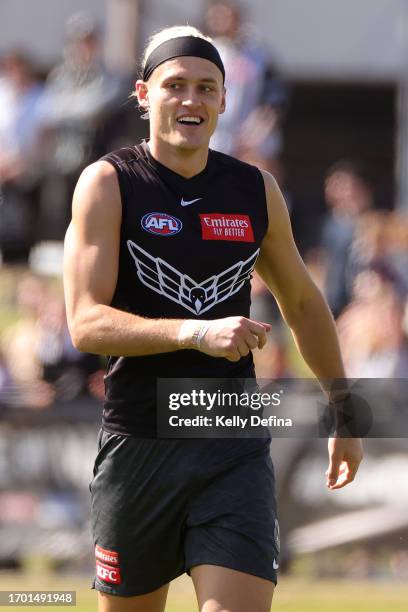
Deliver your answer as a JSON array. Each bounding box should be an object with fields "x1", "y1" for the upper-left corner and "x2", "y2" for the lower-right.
[{"x1": 173, "y1": 133, "x2": 209, "y2": 152}]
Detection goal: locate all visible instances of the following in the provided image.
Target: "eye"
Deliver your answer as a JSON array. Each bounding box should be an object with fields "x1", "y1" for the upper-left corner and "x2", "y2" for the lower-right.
[{"x1": 168, "y1": 82, "x2": 181, "y2": 90}]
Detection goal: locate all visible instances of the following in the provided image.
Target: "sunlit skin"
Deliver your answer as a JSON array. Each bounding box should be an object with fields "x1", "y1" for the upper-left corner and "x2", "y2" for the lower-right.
[{"x1": 135, "y1": 56, "x2": 226, "y2": 178}]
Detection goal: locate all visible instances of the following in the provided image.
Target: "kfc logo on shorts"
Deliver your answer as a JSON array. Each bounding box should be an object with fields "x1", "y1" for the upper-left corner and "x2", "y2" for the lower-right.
[
  {"x1": 95, "y1": 544, "x2": 119, "y2": 565},
  {"x1": 96, "y1": 560, "x2": 121, "y2": 585},
  {"x1": 200, "y1": 213, "x2": 254, "y2": 242},
  {"x1": 141, "y1": 212, "x2": 182, "y2": 236}
]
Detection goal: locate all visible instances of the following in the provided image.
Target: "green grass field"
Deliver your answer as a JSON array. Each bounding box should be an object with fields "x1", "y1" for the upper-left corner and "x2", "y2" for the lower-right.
[{"x1": 0, "y1": 572, "x2": 407, "y2": 611}]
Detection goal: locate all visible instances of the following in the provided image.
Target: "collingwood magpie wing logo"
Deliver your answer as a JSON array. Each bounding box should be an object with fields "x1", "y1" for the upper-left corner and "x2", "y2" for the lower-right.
[{"x1": 127, "y1": 240, "x2": 259, "y2": 315}]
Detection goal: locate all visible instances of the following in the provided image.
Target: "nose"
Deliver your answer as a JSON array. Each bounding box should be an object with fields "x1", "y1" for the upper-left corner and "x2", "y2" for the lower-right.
[{"x1": 181, "y1": 86, "x2": 201, "y2": 107}]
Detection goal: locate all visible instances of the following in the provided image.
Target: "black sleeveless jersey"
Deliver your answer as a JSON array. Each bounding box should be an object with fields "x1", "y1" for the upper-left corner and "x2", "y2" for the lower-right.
[{"x1": 101, "y1": 141, "x2": 269, "y2": 437}]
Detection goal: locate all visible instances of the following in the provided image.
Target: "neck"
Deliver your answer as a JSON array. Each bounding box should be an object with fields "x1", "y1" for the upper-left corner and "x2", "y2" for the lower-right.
[{"x1": 147, "y1": 137, "x2": 209, "y2": 178}]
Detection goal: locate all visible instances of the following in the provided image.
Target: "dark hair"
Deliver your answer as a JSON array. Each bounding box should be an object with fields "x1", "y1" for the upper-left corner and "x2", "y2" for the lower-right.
[{"x1": 325, "y1": 159, "x2": 373, "y2": 187}]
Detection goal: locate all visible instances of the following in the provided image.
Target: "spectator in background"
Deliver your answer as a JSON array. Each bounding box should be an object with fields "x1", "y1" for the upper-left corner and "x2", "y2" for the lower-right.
[
  {"x1": 203, "y1": 0, "x2": 288, "y2": 157},
  {"x1": 346, "y1": 210, "x2": 408, "y2": 297},
  {"x1": 320, "y1": 160, "x2": 374, "y2": 318},
  {"x1": 1, "y1": 273, "x2": 53, "y2": 407},
  {"x1": 1, "y1": 273, "x2": 103, "y2": 408},
  {"x1": 36, "y1": 291, "x2": 104, "y2": 402},
  {"x1": 335, "y1": 209, "x2": 408, "y2": 377},
  {"x1": 40, "y1": 12, "x2": 121, "y2": 241},
  {"x1": 337, "y1": 267, "x2": 408, "y2": 378},
  {"x1": 0, "y1": 51, "x2": 46, "y2": 263}
]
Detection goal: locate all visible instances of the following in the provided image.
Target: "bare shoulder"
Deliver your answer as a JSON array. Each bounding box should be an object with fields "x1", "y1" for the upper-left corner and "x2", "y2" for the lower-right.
[
  {"x1": 64, "y1": 160, "x2": 122, "y2": 313},
  {"x1": 72, "y1": 160, "x2": 121, "y2": 231},
  {"x1": 76, "y1": 160, "x2": 119, "y2": 194},
  {"x1": 258, "y1": 168, "x2": 291, "y2": 236},
  {"x1": 259, "y1": 168, "x2": 279, "y2": 191}
]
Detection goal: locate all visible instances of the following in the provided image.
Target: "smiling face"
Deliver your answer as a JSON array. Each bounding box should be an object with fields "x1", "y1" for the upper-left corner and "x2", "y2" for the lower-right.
[{"x1": 136, "y1": 56, "x2": 226, "y2": 153}]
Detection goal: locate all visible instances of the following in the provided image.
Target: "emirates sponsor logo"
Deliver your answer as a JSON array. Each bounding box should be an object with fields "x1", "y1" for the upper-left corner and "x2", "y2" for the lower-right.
[
  {"x1": 200, "y1": 213, "x2": 254, "y2": 242},
  {"x1": 95, "y1": 544, "x2": 119, "y2": 565},
  {"x1": 96, "y1": 560, "x2": 121, "y2": 584}
]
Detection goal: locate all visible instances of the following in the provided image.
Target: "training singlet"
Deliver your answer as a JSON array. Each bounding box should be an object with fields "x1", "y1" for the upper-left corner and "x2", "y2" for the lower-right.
[{"x1": 101, "y1": 140, "x2": 269, "y2": 437}]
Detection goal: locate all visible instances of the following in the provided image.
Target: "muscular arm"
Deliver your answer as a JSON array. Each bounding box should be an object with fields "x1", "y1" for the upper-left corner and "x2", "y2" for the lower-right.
[
  {"x1": 63, "y1": 161, "x2": 270, "y2": 359},
  {"x1": 64, "y1": 161, "x2": 190, "y2": 356},
  {"x1": 255, "y1": 170, "x2": 345, "y2": 393},
  {"x1": 256, "y1": 171, "x2": 363, "y2": 489}
]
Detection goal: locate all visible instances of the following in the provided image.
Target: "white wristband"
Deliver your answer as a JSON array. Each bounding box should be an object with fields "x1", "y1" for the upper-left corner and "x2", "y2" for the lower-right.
[{"x1": 178, "y1": 320, "x2": 209, "y2": 350}]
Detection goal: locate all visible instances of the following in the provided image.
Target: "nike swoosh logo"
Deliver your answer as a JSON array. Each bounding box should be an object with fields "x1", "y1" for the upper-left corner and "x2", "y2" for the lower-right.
[
  {"x1": 181, "y1": 197, "x2": 202, "y2": 207},
  {"x1": 273, "y1": 559, "x2": 279, "y2": 570}
]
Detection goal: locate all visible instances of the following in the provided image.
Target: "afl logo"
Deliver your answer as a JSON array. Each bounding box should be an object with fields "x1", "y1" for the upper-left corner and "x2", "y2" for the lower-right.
[{"x1": 141, "y1": 212, "x2": 182, "y2": 236}]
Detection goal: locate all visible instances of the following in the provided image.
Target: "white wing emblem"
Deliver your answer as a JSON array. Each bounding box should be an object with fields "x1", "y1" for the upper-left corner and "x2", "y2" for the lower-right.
[{"x1": 127, "y1": 240, "x2": 259, "y2": 315}]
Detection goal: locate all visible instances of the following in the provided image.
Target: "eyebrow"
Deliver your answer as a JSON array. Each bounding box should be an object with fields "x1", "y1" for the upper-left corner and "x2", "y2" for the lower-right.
[{"x1": 162, "y1": 76, "x2": 219, "y2": 84}]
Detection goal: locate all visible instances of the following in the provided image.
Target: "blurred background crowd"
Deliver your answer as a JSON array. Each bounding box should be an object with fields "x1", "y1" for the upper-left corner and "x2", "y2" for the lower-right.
[
  {"x1": 0, "y1": 0, "x2": 407, "y2": 592},
  {"x1": 1, "y1": 0, "x2": 408, "y2": 391}
]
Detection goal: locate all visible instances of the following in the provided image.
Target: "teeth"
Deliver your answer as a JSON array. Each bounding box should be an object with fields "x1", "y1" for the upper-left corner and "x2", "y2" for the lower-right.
[{"x1": 178, "y1": 116, "x2": 201, "y2": 124}]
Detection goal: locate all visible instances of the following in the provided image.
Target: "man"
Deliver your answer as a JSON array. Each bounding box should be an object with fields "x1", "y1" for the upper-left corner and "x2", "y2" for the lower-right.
[
  {"x1": 41, "y1": 11, "x2": 121, "y2": 240},
  {"x1": 0, "y1": 51, "x2": 45, "y2": 262},
  {"x1": 204, "y1": 0, "x2": 288, "y2": 158},
  {"x1": 321, "y1": 159, "x2": 374, "y2": 318},
  {"x1": 63, "y1": 25, "x2": 363, "y2": 612}
]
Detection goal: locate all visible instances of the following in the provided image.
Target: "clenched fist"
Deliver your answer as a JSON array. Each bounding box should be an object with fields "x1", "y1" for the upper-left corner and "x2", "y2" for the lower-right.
[{"x1": 179, "y1": 316, "x2": 271, "y2": 362}]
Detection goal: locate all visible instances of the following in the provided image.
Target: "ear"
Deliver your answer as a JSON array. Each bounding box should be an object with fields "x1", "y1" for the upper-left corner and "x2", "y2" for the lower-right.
[
  {"x1": 135, "y1": 79, "x2": 149, "y2": 109},
  {"x1": 219, "y1": 86, "x2": 226, "y2": 115}
]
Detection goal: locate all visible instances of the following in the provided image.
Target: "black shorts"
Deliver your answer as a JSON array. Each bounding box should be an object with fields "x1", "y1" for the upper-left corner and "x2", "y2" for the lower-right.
[{"x1": 90, "y1": 429, "x2": 279, "y2": 597}]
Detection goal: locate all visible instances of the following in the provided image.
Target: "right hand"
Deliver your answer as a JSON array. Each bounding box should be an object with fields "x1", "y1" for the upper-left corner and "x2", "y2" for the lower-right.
[{"x1": 200, "y1": 316, "x2": 271, "y2": 362}]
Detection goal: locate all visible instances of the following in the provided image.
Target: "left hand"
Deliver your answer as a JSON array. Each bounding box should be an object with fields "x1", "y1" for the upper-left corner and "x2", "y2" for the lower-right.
[{"x1": 326, "y1": 437, "x2": 363, "y2": 490}]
